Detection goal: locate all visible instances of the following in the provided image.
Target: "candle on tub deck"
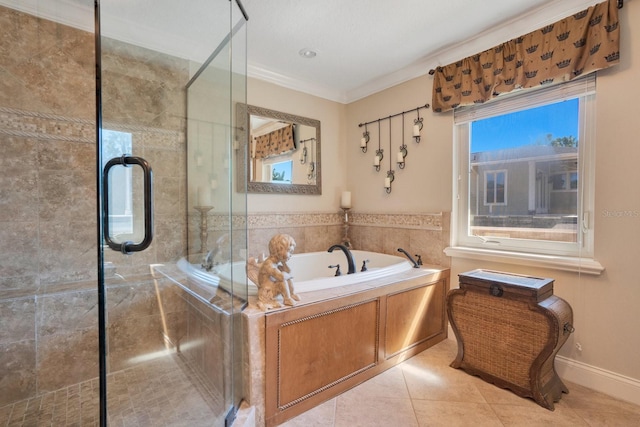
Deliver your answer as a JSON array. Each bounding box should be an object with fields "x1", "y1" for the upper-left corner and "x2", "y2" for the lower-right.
[
  {"x1": 340, "y1": 191, "x2": 352, "y2": 209},
  {"x1": 413, "y1": 124, "x2": 420, "y2": 137},
  {"x1": 373, "y1": 155, "x2": 380, "y2": 166},
  {"x1": 385, "y1": 177, "x2": 391, "y2": 188},
  {"x1": 360, "y1": 137, "x2": 367, "y2": 147},
  {"x1": 397, "y1": 152, "x2": 404, "y2": 163}
]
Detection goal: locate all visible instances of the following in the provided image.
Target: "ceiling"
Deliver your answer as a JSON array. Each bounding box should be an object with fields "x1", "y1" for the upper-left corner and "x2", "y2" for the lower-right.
[
  {"x1": 242, "y1": 0, "x2": 600, "y2": 103},
  {"x1": 1, "y1": 0, "x2": 601, "y2": 103}
]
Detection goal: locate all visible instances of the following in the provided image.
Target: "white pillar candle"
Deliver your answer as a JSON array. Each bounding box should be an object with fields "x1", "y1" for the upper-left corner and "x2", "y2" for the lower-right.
[
  {"x1": 373, "y1": 155, "x2": 380, "y2": 166},
  {"x1": 360, "y1": 137, "x2": 367, "y2": 147},
  {"x1": 340, "y1": 191, "x2": 352, "y2": 209},
  {"x1": 203, "y1": 191, "x2": 211, "y2": 206},
  {"x1": 384, "y1": 177, "x2": 391, "y2": 188},
  {"x1": 397, "y1": 152, "x2": 404, "y2": 163},
  {"x1": 413, "y1": 124, "x2": 420, "y2": 137}
]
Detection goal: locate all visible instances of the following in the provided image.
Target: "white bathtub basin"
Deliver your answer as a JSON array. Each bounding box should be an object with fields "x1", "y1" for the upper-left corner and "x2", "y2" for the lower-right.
[{"x1": 177, "y1": 250, "x2": 414, "y2": 297}]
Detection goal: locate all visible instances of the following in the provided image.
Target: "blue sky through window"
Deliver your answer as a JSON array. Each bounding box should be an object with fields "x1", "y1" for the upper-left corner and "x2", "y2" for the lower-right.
[{"x1": 471, "y1": 98, "x2": 579, "y2": 152}]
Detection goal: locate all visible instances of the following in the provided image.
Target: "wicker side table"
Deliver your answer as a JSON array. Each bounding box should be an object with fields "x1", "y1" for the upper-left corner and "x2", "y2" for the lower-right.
[{"x1": 447, "y1": 269, "x2": 574, "y2": 410}]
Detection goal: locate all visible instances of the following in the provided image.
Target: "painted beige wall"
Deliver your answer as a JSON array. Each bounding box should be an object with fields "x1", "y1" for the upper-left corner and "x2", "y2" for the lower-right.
[
  {"x1": 247, "y1": 78, "x2": 348, "y2": 213},
  {"x1": 345, "y1": 76, "x2": 453, "y2": 213},
  {"x1": 345, "y1": 0, "x2": 640, "y2": 388},
  {"x1": 247, "y1": 1, "x2": 640, "y2": 396}
]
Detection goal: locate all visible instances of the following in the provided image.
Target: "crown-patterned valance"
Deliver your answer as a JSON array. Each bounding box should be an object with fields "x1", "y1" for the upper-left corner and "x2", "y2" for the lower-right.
[
  {"x1": 432, "y1": 0, "x2": 620, "y2": 113},
  {"x1": 253, "y1": 124, "x2": 295, "y2": 159}
]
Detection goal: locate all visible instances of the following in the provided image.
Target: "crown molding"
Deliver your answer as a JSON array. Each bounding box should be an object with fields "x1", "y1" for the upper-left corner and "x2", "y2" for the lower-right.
[{"x1": 248, "y1": 62, "x2": 348, "y2": 104}]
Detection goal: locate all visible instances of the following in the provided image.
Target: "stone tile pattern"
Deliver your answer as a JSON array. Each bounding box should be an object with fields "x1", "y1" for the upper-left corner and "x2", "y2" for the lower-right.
[
  {"x1": 0, "y1": 5, "x2": 188, "y2": 409},
  {"x1": 0, "y1": 353, "x2": 223, "y2": 427},
  {"x1": 281, "y1": 339, "x2": 640, "y2": 427},
  {"x1": 190, "y1": 211, "x2": 449, "y2": 267},
  {"x1": 351, "y1": 212, "x2": 451, "y2": 267}
]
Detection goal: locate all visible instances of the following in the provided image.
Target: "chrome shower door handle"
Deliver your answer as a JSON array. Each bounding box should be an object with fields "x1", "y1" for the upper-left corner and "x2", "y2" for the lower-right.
[{"x1": 103, "y1": 155, "x2": 153, "y2": 254}]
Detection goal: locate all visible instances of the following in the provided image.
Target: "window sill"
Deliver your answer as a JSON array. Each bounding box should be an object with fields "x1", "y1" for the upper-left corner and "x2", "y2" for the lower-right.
[{"x1": 444, "y1": 246, "x2": 604, "y2": 276}]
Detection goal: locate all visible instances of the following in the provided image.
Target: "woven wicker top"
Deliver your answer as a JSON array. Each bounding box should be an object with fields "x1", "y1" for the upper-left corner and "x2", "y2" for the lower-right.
[{"x1": 460, "y1": 269, "x2": 552, "y2": 290}]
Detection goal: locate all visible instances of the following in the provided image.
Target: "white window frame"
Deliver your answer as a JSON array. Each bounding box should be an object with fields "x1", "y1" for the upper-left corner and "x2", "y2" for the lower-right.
[
  {"x1": 483, "y1": 169, "x2": 507, "y2": 206},
  {"x1": 446, "y1": 74, "x2": 604, "y2": 275}
]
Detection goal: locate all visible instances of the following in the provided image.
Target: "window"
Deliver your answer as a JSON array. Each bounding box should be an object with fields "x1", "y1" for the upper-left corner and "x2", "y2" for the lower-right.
[
  {"x1": 484, "y1": 170, "x2": 507, "y2": 206},
  {"x1": 265, "y1": 160, "x2": 293, "y2": 184},
  {"x1": 102, "y1": 130, "x2": 133, "y2": 237},
  {"x1": 450, "y1": 75, "x2": 596, "y2": 262}
]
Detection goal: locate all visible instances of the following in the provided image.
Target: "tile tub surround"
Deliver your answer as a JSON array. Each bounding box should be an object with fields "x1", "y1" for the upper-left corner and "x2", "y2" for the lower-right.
[{"x1": 189, "y1": 211, "x2": 450, "y2": 267}]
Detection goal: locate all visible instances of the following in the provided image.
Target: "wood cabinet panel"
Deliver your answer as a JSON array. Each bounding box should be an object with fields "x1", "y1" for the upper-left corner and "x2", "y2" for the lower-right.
[
  {"x1": 277, "y1": 300, "x2": 379, "y2": 406},
  {"x1": 385, "y1": 281, "x2": 445, "y2": 357},
  {"x1": 263, "y1": 271, "x2": 449, "y2": 426}
]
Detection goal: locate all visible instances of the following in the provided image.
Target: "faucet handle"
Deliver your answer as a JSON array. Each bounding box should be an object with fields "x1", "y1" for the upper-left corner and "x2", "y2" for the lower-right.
[
  {"x1": 361, "y1": 259, "x2": 369, "y2": 272},
  {"x1": 415, "y1": 254, "x2": 423, "y2": 266},
  {"x1": 328, "y1": 264, "x2": 342, "y2": 276}
]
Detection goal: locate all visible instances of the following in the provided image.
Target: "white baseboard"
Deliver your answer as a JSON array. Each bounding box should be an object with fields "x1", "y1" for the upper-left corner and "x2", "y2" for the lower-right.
[
  {"x1": 446, "y1": 324, "x2": 640, "y2": 406},
  {"x1": 555, "y1": 356, "x2": 640, "y2": 407}
]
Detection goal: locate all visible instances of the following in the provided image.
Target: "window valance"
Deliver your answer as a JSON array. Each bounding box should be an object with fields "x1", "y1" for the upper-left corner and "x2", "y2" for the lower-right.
[
  {"x1": 432, "y1": 0, "x2": 620, "y2": 113},
  {"x1": 253, "y1": 124, "x2": 295, "y2": 159}
]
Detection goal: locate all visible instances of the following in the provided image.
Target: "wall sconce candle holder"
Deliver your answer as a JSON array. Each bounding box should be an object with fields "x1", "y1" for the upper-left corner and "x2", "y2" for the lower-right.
[
  {"x1": 397, "y1": 144, "x2": 407, "y2": 169},
  {"x1": 374, "y1": 149, "x2": 383, "y2": 171},
  {"x1": 385, "y1": 170, "x2": 395, "y2": 194},
  {"x1": 360, "y1": 130, "x2": 370, "y2": 153},
  {"x1": 413, "y1": 117, "x2": 424, "y2": 143}
]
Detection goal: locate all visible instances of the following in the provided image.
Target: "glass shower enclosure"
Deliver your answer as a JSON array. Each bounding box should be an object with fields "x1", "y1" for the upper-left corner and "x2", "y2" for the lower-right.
[
  {"x1": 97, "y1": 0, "x2": 249, "y2": 425},
  {"x1": 0, "y1": 0, "x2": 248, "y2": 425}
]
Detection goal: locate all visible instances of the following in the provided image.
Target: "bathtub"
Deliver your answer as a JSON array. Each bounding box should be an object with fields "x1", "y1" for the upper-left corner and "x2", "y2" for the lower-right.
[{"x1": 177, "y1": 250, "x2": 415, "y2": 297}]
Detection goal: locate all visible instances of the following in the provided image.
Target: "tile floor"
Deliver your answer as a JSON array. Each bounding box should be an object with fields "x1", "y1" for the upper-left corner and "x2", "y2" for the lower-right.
[
  {"x1": 2, "y1": 339, "x2": 639, "y2": 426},
  {"x1": 280, "y1": 339, "x2": 640, "y2": 427},
  {"x1": 0, "y1": 353, "x2": 225, "y2": 426}
]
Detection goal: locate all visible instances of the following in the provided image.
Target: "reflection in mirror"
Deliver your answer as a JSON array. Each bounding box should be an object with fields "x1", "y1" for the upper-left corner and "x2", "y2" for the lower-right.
[{"x1": 238, "y1": 104, "x2": 321, "y2": 194}]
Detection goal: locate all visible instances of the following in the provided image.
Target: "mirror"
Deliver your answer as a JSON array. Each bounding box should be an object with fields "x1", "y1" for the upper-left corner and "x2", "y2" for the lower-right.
[{"x1": 237, "y1": 104, "x2": 321, "y2": 194}]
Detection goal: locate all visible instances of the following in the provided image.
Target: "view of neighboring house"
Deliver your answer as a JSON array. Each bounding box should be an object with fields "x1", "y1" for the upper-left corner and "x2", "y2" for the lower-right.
[{"x1": 470, "y1": 145, "x2": 578, "y2": 239}]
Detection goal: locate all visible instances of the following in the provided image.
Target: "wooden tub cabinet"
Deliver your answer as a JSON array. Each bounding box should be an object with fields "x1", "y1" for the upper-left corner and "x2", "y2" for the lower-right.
[{"x1": 263, "y1": 269, "x2": 449, "y2": 426}]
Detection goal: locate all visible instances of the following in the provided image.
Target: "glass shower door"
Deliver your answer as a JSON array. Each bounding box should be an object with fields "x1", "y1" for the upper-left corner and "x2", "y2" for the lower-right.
[{"x1": 97, "y1": 1, "x2": 248, "y2": 425}]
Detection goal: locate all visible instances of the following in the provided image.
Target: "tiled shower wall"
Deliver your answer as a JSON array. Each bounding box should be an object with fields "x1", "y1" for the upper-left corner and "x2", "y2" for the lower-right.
[
  {"x1": 0, "y1": 6, "x2": 191, "y2": 408},
  {"x1": 0, "y1": 6, "x2": 98, "y2": 407}
]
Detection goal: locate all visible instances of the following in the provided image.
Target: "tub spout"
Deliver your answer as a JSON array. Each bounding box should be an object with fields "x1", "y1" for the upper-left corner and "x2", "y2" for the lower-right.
[
  {"x1": 397, "y1": 248, "x2": 420, "y2": 268},
  {"x1": 328, "y1": 244, "x2": 356, "y2": 274}
]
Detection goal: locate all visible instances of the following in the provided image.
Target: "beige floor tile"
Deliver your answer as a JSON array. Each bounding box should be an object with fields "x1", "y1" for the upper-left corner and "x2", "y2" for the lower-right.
[
  {"x1": 473, "y1": 376, "x2": 545, "y2": 407},
  {"x1": 334, "y1": 393, "x2": 418, "y2": 427},
  {"x1": 412, "y1": 400, "x2": 503, "y2": 427},
  {"x1": 279, "y1": 398, "x2": 336, "y2": 427},
  {"x1": 491, "y1": 401, "x2": 588, "y2": 426},
  {"x1": 561, "y1": 381, "x2": 640, "y2": 415},
  {"x1": 576, "y1": 409, "x2": 640, "y2": 426},
  {"x1": 346, "y1": 365, "x2": 412, "y2": 400},
  {"x1": 401, "y1": 356, "x2": 488, "y2": 404}
]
